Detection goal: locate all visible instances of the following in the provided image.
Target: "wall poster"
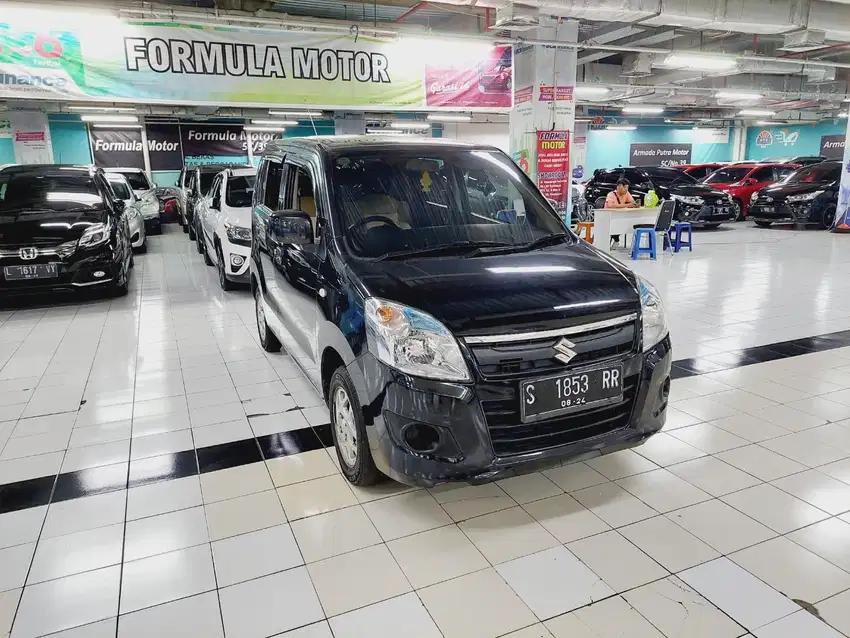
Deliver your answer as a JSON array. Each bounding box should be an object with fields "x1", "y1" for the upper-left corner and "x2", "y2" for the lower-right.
[{"x1": 536, "y1": 130, "x2": 571, "y2": 210}]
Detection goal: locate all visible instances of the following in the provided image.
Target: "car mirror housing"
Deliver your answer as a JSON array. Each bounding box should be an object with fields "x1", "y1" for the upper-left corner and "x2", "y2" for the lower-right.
[
  {"x1": 212, "y1": 195, "x2": 221, "y2": 210},
  {"x1": 113, "y1": 199, "x2": 126, "y2": 216},
  {"x1": 269, "y1": 210, "x2": 314, "y2": 245}
]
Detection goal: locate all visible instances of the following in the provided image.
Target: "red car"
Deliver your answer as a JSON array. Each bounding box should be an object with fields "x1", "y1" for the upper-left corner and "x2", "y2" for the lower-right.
[
  {"x1": 674, "y1": 163, "x2": 727, "y2": 181},
  {"x1": 702, "y1": 163, "x2": 800, "y2": 219}
]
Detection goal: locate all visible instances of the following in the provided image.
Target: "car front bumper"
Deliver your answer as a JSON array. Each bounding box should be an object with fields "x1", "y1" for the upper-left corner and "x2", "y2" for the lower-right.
[
  {"x1": 354, "y1": 337, "x2": 672, "y2": 487},
  {"x1": 749, "y1": 200, "x2": 829, "y2": 224},
  {"x1": 676, "y1": 202, "x2": 735, "y2": 225},
  {"x1": 221, "y1": 238, "x2": 251, "y2": 282},
  {"x1": 0, "y1": 245, "x2": 123, "y2": 296},
  {"x1": 143, "y1": 216, "x2": 161, "y2": 233}
]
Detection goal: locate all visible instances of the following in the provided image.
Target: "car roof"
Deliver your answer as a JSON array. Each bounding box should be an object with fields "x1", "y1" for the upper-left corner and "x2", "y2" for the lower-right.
[
  {"x1": 0, "y1": 164, "x2": 98, "y2": 178},
  {"x1": 109, "y1": 167, "x2": 145, "y2": 173},
  {"x1": 194, "y1": 164, "x2": 251, "y2": 173},
  {"x1": 262, "y1": 135, "x2": 491, "y2": 156},
  {"x1": 226, "y1": 167, "x2": 257, "y2": 177}
]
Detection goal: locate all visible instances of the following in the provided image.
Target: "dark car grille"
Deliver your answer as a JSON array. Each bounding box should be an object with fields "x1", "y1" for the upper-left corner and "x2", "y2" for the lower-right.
[{"x1": 463, "y1": 313, "x2": 640, "y2": 457}]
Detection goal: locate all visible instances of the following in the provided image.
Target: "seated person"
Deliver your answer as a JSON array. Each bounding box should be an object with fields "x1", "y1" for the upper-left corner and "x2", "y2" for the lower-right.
[{"x1": 605, "y1": 178, "x2": 639, "y2": 245}]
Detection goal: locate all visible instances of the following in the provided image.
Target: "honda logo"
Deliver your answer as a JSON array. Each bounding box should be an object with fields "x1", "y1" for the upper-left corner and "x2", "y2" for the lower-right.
[
  {"x1": 19, "y1": 247, "x2": 37, "y2": 260},
  {"x1": 554, "y1": 337, "x2": 577, "y2": 365}
]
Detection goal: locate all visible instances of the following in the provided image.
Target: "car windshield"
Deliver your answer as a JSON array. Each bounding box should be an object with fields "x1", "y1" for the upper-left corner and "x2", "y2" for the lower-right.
[
  {"x1": 120, "y1": 171, "x2": 151, "y2": 191},
  {"x1": 787, "y1": 163, "x2": 841, "y2": 183},
  {"x1": 331, "y1": 149, "x2": 569, "y2": 259},
  {"x1": 107, "y1": 177, "x2": 132, "y2": 200},
  {"x1": 226, "y1": 175, "x2": 255, "y2": 208},
  {"x1": 644, "y1": 168, "x2": 697, "y2": 186},
  {"x1": 704, "y1": 167, "x2": 752, "y2": 184},
  {"x1": 0, "y1": 173, "x2": 102, "y2": 211},
  {"x1": 199, "y1": 173, "x2": 217, "y2": 195}
]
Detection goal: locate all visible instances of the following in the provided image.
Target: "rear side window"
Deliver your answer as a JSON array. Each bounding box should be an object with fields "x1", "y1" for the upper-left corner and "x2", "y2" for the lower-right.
[
  {"x1": 750, "y1": 167, "x2": 775, "y2": 182},
  {"x1": 261, "y1": 160, "x2": 283, "y2": 210}
]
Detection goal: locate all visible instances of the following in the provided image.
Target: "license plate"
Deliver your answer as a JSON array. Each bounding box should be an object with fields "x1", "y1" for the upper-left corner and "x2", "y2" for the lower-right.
[
  {"x1": 761, "y1": 206, "x2": 774, "y2": 213},
  {"x1": 520, "y1": 364, "x2": 624, "y2": 422},
  {"x1": 3, "y1": 264, "x2": 58, "y2": 281}
]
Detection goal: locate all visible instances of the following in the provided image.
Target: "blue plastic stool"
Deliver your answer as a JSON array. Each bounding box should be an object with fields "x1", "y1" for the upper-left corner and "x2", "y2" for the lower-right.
[
  {"x1": 631, "y1": 228, "x2": 657, "y2": 260},
  {"x1": 671, "y1": 222, "x2": 693, "y2": 252}
]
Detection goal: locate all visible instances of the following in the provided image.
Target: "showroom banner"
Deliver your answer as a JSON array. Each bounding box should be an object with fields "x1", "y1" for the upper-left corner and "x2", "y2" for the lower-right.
[
  {"x1": 0, "y1": 12, "x2": 511, "y2": 109},
  {"x1": 536, "y1": 130, "x2": 570, "y2": 209},
  {"x1": 9, "y1": 110, "x2": 53, "y2": 164},
  {"x1": 90, "y1": 127, "x2": 145, "y2": 169},
  {"x1": 146, "y1": 124, "x2": 183, "y2": 171},
  {"x1": 821, "y1": 134, "x2": 845, "y2": 160},
  {"x1": 629, "y1": 143, "x2": 692, "y2": 167}
]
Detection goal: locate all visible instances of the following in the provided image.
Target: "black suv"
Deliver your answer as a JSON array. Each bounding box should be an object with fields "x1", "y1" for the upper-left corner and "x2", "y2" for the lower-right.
[
  {"x1": 0, "y1": 165, "x2": 133, "y2": 296},
  {"x1": 184, "y1": 164, "x2": 251, "y2": 241},
  {"x1": 749, "y1": 161, "x2": 841, "y2": 229},
  {"x1": 584, "y1": 166, "x2": 735, "y2": 228},
  {"x1": 250, "y1": 137, "x2": 672, "y2": 487}
]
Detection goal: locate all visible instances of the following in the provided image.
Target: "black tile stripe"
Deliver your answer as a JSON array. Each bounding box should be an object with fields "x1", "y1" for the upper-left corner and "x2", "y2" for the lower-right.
[{"x1": 4, "y1": 327, "x2": 850, "y2": 515}]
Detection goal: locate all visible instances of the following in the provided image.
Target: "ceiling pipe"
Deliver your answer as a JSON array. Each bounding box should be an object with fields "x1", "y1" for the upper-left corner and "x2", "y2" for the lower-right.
[{"x1": 395, "y1": 1, "x2": 429, "y2": 23}]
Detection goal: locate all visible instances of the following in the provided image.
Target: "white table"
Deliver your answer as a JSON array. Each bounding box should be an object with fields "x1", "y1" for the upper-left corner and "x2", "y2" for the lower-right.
[{"x1": 590, "y1": 207, "x2": 661, "y2": 252}]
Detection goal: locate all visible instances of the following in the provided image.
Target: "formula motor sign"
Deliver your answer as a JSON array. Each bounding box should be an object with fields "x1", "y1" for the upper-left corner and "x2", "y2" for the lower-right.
[
  {"x1": 90, "y1": 127, "x2": 145, "y2": 169},
  {"x1": 536, "y1": 130, "x2": 570, "y2": 210},
  {"x1": 629, "y1": 143, "x2": 692, "y2": 167}
]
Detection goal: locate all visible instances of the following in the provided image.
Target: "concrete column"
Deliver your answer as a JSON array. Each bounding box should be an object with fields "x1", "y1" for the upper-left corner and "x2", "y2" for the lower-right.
[
  {"x1": 831, "y1": 115, "x2": 850, "y2": 232},
  {"x1": 509, "y1": 17, "x2": 578, "y2": 223}
]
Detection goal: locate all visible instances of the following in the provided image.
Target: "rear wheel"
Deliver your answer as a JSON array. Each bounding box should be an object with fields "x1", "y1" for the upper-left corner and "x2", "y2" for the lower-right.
[
  {"x1": 755, "y1": 220, "x2": 773, "y2": 228},
  {"x1": 254, "y1": 284, "x2": 281, "y2": 353},
  {"x1": 188, "y1": 216, "x2": 196, "y2": 240},
  {"x1": 195, "y1": 226, "x2": 204, "y2": 254},
  {"x1": 329, "y1": 367, "x2": 381, "y2": 486},
  {"x1": 134, "y1": 242, "x2": 147, "y2": 254}
]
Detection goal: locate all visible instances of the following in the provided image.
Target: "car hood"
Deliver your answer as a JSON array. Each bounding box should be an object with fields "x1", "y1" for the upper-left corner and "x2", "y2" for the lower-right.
[
  {"x1": 345, "y1": 241, "x2": 642, "y2": 335},
  {"x1": 668, "y1": 183, "x2": 728, "y2": 198},
  {"x1": 222, "y1": 206, "x2": 252, "y2": 228},
  {"x1": 759, "y1": 181, "x2": 834, "y2": 197},
  {"x1": 0, "y1": 208, "x2": 107, "y2": 245}
]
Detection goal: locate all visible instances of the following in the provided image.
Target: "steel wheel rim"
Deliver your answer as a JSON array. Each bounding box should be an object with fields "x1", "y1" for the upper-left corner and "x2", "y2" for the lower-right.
[
  {"x1": 333, "y1": 386, "x2": 358, "y2": 467},
  {"x1": 219, "y1": 254, "x2": 226, "y2": 287}
]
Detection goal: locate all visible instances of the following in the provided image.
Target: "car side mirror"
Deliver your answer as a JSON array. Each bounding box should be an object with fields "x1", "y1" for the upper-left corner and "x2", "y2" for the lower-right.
[
  {"x1": 113, "y1": 199, "x2": 125, "y2": 216},
  {"x1": 211, "y1": 195, "x2": 221, "y2": 210},
  {"x1": 269, "y1": 210, "x2": 314, "y2": 245}
]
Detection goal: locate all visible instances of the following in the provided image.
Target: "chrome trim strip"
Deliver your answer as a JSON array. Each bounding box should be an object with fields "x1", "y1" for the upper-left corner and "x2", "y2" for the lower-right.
[
  {"x1": 70, "y1": 279, "x2": 113, "y2": 287},
  {"x1": 463, "y1": 313, "x2": 639, "y2": 345}
]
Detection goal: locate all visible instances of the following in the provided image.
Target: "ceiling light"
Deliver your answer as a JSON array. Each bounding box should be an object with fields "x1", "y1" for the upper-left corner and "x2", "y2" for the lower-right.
[
  {"x1": 715, "y1": 91, "x2": 762, "y2": 100},
  {"x1": 664, "y1": 54, "x2": 738, "y2": 71},
  {"x1": 268, "y1": 110, "x2": 322, "y2": 117},
  {"x1": 622, "y1": 105, "x2": 664, "y2": 114},
  {"x1": 739, "y1": 109, "x2": 775, "y2": 116},
  {"x1": 426, "y1": 113, "x2": 472, "y2": 122},
  {"x1": 839, "y1": 113, "x2": 849, "y2": 118},
  {"x1": 756, "y1": 121, "x2": 783, "y2": 126},
  {"x1": 68, "y1": 105, "x2": 136, "y2": 112},
  {"x1": 80, "y1": 115, "x2": 138, "y2": 123},
  {"x1": 607, "y1": 125, "x2": 637, "y2": 131},
  {"x1": 575, "y1": 86, "x2": 611, "y2": 96},
  {"x1": 575, "y1": 118, "x2": 592, "y2": 122},
  {"x1": 251, "y1": 119, "x2": 297, "y2": 126},
  {"x1": 91, "y1": 124, "x2": 141, "y2": 129},
  {"x1": 390, "y1": 121, "x2": 431, "y2": 129},
  {"x1": 244, "y1": 126, "x2": 286, "y2": 132},
  {"x1": 365, "y1": 128, "x2": 405, "y2": 135}
]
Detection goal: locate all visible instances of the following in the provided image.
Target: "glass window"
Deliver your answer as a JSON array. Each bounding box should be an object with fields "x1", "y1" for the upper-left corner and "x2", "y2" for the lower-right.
[
  {"x1": 198, "y1": 172, "x2": 217, "y2": 196},
  {"x1": 0, "y1": 172, "x2": 102, "y2": 211},
  {"x1": 107, "y1": 177, "x2": 132, "y2": 200},
  {"x1": 750, "y1": 167, "x2": 775, "y2": 182},
  {"x1": 225, "y1": 175, "x2": 256, "y2": 208},
  {"x1": 703, "y1": 167, "x2": 750, "y2": 184},
  {"x1": 120, "y1": 171, "x2": 151, "y2": 191},
  {"x1": 262, "y1": 161, "x2": 283, "y2": 210},
  {"x1": 788, "y1": 163, "x2": 841, "y2": 183},
  {"x1": 330, "y1": 148, "x2": 568, "y2": 259},
  {"x1": 774, "y1": 166, "x2": 797, "y2": 181},
  {"x1": 643, "y1": 167, "x2": 696, "y2": 185}
]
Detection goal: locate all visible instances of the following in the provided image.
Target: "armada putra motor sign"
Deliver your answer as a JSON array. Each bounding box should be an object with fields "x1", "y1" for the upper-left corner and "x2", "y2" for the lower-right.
[
  {"x1": 629, "y1": 143, "x2": 692, "y2": 167},
  {"x1": 821, "y1": 135, "x2": 845, "y2": 159},
  {"x1": 0, "y1": 13, "x2": 511, "y2": 109}
]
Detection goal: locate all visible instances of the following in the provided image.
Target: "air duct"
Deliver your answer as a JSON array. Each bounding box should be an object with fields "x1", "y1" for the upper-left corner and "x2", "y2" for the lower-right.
[{"x1": 494, "y1": 3, "x2": 540, "y2": 30}]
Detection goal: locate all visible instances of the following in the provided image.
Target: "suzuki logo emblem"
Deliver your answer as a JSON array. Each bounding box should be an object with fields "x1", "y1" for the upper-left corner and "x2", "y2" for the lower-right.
[
  {"x1": 554, "y1": 337, "x2": 577, "y2": 365},
  {"x1": 19, "y1": 247, "x2": 37, "y2": 260}
]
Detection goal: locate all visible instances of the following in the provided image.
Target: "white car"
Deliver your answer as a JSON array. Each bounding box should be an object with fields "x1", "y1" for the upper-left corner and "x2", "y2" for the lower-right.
[
  {"x1": 197, "y1": 167, "x2": 256, "y2": 290},
  {"x1": 105, "y1": 173, "x2": 147, "y2": 253},
  {"x1": 109, "y1": 167, "x2": 162, "y2": 234}
]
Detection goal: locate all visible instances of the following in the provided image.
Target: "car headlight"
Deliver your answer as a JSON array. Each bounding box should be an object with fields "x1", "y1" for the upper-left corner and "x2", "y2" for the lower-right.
[
  {"x1": 671, "y1": 194, "x2": 703, "y2": 206},
  {"x1": 637, "y1": 276, "x2": 668, "y2": 352},
  {"x1": 126, "y1": 205, "x2": 141, "y2": 219},
  {"x1": 787, "y1": 190, "x2": 823, "y2": 203},
  {"x1": 226, "y1": 223, "x2": 252, "y2": 243},
  {"x1": 140, "y1": 201, "x2": 159, "y2": 219},
  {"x1": 55, "y1": 239, "x2": 78, "y2": 258},
  {"x1": 78, "y1": 221, "x2": 111, "y2": 250},
  {"x1": 750, "y1": 191, "x2": 759, "y2": 203},
  {"x1": 365, "y1": 298, "x2": 471, "y2": 382}
]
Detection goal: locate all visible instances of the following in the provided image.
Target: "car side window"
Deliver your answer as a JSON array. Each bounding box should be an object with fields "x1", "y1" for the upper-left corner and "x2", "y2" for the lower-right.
[
  {"x1": 262, "y1": 160, "x2": 284, "y2": 210},
  {"x1": 774, "y1": 166, "x2": 795, "y2": 181},
  {"x1": 751, "y1": 167, "x2": 774, "y2": 182},
  {"x1": 284, "y1": 162, "x2": 319, "y2": 237}
]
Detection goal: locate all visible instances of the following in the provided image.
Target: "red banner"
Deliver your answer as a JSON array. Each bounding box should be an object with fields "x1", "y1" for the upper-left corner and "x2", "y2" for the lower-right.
[
  {"x1": 425, "y1": 45, "x2": 512, "y2": 108},
  {"x1": 536, "y1": 130, "x2": 571, "y2": 210}
]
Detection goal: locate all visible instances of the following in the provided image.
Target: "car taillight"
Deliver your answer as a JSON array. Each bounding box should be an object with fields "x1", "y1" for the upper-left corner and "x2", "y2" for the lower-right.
[{"x1": 164, "y1": 199, "x2": 177, "y2": 215}]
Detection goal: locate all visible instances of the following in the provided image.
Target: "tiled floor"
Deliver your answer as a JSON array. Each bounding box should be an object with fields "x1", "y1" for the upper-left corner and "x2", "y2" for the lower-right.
[{"x1": 2, "y1": 224, "x2": 850, "y2": 637}]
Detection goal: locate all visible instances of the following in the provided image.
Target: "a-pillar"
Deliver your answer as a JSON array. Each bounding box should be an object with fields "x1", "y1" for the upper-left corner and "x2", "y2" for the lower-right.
[
  {"x1": 831, "y1": 113, "x2": 850, "y2": 232},
  {"x1": 509, "y1": 17, "x2": 578, "y2": 224}
]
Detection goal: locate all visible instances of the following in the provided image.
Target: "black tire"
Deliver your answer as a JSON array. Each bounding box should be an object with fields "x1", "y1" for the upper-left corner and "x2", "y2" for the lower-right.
[
  {"x1": 328, "y1": 366, "x2": 381, "y2": 486},
  {"x1": 129, "y1": 253, "x2": 135, "y2": 269},
  {"x1": 182, "y1": 222, "x2": 189, "y2": 234},
  {"x1": 254, "y1": 285, "x2": 281, "y2": 353},
  {"x1": 820, "y1": 205, "x2": 837, "y2": 230},
  {"x1": 134, "y1": 242, "x2": 147, "y2": 254},
  {"x1": 703, "y1": 223, "x2": 721, "y2": 229},
  {"x1": 732, "y1": 200, "x2": 744, "y2": 221},
  {"x1": 217, "y1": 246, "x2": 233, "y2": 291},
  {"x1": 111, "y1": 264, "x2": 129, "y2": 297},
  {"x1": 195, "y1": 226, "x2": 204, "y2": 254},
  {"x1": 755, "y1": 220, "x2": 773, "y2": 228},
  {"x1": 203, "y1": 237, "x2": 214, "y2": 266},
  {"x1": 188, "y1": 219, "x2": 196, "y2": 240}
]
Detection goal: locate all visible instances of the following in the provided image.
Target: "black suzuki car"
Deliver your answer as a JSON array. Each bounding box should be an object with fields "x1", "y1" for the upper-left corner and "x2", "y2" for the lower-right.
[
  {"x1": 0, "y1": 165, "x2": 133, "y2": 296},
  {"x1": 749, "y1": 161, "x2": 841, "y2": 229},
  {"x1": 250, "y1": 137, "x2": 672, "y2": 487},
  {"x1": 584, "y1": 166, "x2": 735, "y2": 228}
]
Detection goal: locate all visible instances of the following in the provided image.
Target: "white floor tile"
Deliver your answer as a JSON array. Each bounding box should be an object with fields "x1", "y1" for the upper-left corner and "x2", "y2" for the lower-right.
[
  {"x1": 667, "y1": 499, "x2": 777, "y2": 554},
  {"x1": 387, "y1": 524, "x2": 488, "y2": 589},
  {"x1": 278, "y1": 474, "x2": 358, "y2": 521},
  {"x1": 430, "y1": 482, "x2": 516, "y2": 522},
  {"x1": 753, "y1": 610, "x2": 845, "y2": 638},
  {"x1": 362, "y1": 490, "x2": 452, "y2": 542},
  {"x1": 818, "y1": 590, "x2": 850, "y2": 637},
  {"x1": 669, "y1": 422, "x2": 750, "y2": 454},
  {"x1": 266, "y1": 449, "x2": 338, "y2": 487},
  {"x1": 772, "y1": 469, "x2": 850, "y2": 515},
  {"x1": 117, "y1": 591, "x2": 224, "y2": 638},
  {"x1": 668, "y1": 455, "x2": 762, "y2": 497},
  {"x1": 522, "y1": 493, "x2": 611, "y2": 543},
  {"x1": 541, "y1": 463, "x2": 607, "y2": 493},
  {"x1": 567, "y1": 530, "x2": 668, "y2": 593},
  {"x1": 0, "y1": 542, "x2": 35, "y2": 592},
  {"x1": 619, "y1": 515, "x2": 720, "y2": 572},
  {"x1": 0, "y1": 507, "x2": 46, "y2": 550},
  {"x1": 459, "y1": 506, "x2": 560, "y2": 565},
  {"x1": 205, "y1": 489, "x2": 287, "y2": 541},
  {"x1": 616, "y1": 468, "x2": 713, "y2": 513},
  {"x1": 212, "y1": 523, "x2": 303, "y2": 587},
  {"x1": 585, "y1": 449, "x2": 659, "y2": 480},
  {"x1": 571, "y1": 482, "x2": 658, "y2": 528},
  {"x1": 328, "y1": 592, "x2": 442, "y2": 638},
  {"x1": 716, "y1": 445, "x2": 808, "y2": 482},
  {"x1": 545, "y1": 595, "x2": 664, "y2": 638},
  {"x1": 291, "y1": 505, "x2": 383, "y2": 564},
  {"x1": 42, "y1": 491, "x2": 127, "y2": 539},
  {"x1": 721, "y1": 483, "x2": 830, "y2": 534},
  {"x1": 123, "y1": 506, "x2": 209, "y2": 561},
  {"x1": 497, "y1": 472, "x2": 564, "y2": 504},
  {"x1": 200, "y1": 462, "x2": 274, "y2": 504},
  {"x1": 126, "y1": 475, "x2": 202, "y2": 521},
  {"x1": 28, "y1": 523, "x2": 124, "y2": 584}
]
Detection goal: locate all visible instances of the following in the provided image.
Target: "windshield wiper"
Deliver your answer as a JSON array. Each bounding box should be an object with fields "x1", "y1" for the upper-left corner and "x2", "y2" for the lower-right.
[
  {"x1": 375, "y1": 241, "x2": 513, "y2": 261},
  {"x1": 465, "y1": 233, "x2": 570, "y2": 257}
]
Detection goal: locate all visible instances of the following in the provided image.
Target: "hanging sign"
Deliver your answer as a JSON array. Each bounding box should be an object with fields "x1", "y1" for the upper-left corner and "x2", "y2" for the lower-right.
[
  {"x1": 536, "y1": 130, "x2": 571, "y2": 210},
  {"x1": 820, "y1": 135, "x2": 845, "y2": 160},
  {"x1": 90, "y1": 127, "x2": 145, "y2": 169},
  {"x1": 629, "y1": 143, "x2": 692, "y2": 167},
  {"x1": 146, "y1": 124, "x2": 183, "y2": 171}
]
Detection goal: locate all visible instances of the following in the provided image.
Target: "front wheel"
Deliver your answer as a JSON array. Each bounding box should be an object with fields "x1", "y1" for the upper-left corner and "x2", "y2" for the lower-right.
[
  {"x1": 217, "y1": 246, "x2": 233, "y2": 291},
  {"x1": 755, "y1": 220, "x2": 773, "y2": 228},
  {"x1": 821, "y1": 205, "x2": 837, "y2": 230},
  {"x1": 703, "y1": 223, "x2": 721, "y2": 229},
  {"x1": 732, "y1": 200, "x2": 744, "y2": 221},
  {"x1": 329, "y1": 367, "x2": 381, "y2": 486},
  {"x1": 195, "y1": 227, "x2": 204, "y2": 254},
  {"x1": 188, "y1": 219, "x2": 196, "y2": 240},
  {"x1": 254, "y1": 284, "x2": 281, "y2": 353}
]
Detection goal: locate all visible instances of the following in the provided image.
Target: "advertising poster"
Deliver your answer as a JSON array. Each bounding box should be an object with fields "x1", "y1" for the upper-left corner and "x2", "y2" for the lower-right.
[
  {"x1": 9, "y1": 110, "x2": 52, "y2": 164},
  {"x1": 821, "y1": 135, "x2": 845, "y2": 160},
  {"x1": 831, "y1": 120, "x2": 850, "y2": 232},
  {"x1": 0, "y1": 10, "x2": 511, "y2": 109},
  {"x1": 90, "y1": 127, "x2": 145, "y2": 169},
  {"x1": 0, "y1": 120, "x2": 11, "y2": 138},
  {"x1": 146, "y1": 124, "x2": 183, "y2": 171},
  {"x1": 629, "y1": 143, "x2": 692, "y2": 167},
  {"x1": 425, "y1": 46, "x2": 512, "y2": 108},
  {"x1": 536, "y1": 130, "x2": 570, "y2": 209}
]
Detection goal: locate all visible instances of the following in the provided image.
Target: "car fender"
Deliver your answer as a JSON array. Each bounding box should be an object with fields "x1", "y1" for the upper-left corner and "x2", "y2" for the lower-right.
[{"x1": 317, "y1": 317, "x2": 367, "y2": 408}]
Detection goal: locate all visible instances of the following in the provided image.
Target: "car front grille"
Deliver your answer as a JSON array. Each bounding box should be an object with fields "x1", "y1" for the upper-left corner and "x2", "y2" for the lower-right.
[{"x1": 462, "y1": 313, "x2": 640, "y2": 457}]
